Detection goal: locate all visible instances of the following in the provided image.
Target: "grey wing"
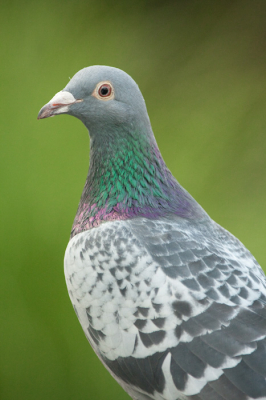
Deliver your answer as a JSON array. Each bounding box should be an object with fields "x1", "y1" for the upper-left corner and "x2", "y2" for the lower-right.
[
  {"x1": 64, "y1": 217, "x2": 266, "y2": 400},
  {"x1": 125, "y1": 218, "x2": 266, "y2": 400}
]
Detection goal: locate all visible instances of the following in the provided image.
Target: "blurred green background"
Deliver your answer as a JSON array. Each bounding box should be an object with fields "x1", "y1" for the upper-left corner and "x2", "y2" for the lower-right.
[{"x1": 1, "y1": 1, "x2": 266, "y2": 399}]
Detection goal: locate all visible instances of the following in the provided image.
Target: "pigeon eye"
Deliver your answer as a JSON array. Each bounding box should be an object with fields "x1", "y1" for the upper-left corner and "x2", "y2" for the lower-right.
[
  {"x1": 93, "y1": 81, "x2": 114, "y2": 101},
  {"x1": 99, "y1": 84, "x2": 112, "y2": 97}
]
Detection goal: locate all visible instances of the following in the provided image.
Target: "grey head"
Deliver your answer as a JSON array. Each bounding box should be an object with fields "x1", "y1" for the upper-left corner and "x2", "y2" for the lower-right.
[{"x1": 38, "y1": 65, "x2": 151, "y2": 137}]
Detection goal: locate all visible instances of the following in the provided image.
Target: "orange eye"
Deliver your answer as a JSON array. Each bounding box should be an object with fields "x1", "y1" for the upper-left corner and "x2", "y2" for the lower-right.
[
  {"x1": 98, "y1": 84, "x2": 112, "y2": 97},
  {"x1": 92, "y1": 81, "x2": 114, "y2": 101}
]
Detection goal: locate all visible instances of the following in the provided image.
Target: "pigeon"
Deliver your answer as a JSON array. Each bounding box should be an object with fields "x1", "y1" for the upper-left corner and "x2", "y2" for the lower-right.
[{"x1": 38, "y1": 66, "x2": 266, "y2": 400}]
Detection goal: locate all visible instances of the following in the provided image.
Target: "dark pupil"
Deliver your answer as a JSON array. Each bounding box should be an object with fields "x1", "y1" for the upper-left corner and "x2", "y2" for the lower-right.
[{"x1": 100, "y1": 86, "x2": 109, "y2": 96}]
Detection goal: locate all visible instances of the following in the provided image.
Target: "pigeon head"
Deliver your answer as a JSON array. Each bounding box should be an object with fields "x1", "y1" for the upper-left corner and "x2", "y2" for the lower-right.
[
  {"x1": 38, "y1": 66, "x2": 151, "y2": 138},
  {"x1": 38, "y1": 66, "x2": 206, "y2": 235}
]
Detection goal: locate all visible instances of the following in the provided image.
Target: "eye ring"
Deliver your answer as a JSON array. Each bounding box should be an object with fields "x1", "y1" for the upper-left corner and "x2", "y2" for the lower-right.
[
  {"x1": 98, "y1": 84, "x2": 112, "y2": 97},
  {"x1": 93, "y1": 81, "x2": 114, "y2": 101}
]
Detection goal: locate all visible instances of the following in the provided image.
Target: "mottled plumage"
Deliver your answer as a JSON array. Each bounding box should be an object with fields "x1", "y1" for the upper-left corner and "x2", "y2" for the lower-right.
[{"x1": 38, "y1": 66, "x2": 266, "y2": 400}]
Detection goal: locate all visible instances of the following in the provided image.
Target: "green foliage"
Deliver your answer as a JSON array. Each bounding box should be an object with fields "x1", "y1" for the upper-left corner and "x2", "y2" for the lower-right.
[{"x1": 1, "y1": 1, "x2": 266, "y2": 399}]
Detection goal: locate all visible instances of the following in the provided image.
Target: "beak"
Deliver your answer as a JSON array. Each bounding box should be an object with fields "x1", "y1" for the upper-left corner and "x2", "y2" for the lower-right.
[{"x1": 37, "y1": 90, "x2": 83, "y2": 120}]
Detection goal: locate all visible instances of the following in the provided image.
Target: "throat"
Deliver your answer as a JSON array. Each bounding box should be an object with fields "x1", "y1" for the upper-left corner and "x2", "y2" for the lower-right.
[{"x1": 71, "y1": 132, "x2": 205, "y2": 237}]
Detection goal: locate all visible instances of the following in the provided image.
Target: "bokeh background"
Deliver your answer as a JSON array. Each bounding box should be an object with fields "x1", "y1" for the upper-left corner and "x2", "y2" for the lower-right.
[{"x1": 1, "y1": 1, "x2": 266, "y2": 399}]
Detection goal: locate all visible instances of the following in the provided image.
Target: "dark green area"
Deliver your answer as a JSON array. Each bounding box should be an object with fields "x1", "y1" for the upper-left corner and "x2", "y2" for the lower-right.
[{"x1": 1, "y1": 1, "x2": 266, "y2": 399}]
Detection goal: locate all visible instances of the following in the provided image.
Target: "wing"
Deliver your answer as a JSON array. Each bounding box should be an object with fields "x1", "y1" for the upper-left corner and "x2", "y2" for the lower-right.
[{"x1": 64, "y1": 217, "x2": 266, "y2": 400}]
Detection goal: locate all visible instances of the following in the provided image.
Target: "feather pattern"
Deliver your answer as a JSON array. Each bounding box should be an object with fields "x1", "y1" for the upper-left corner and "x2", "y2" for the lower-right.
[{"x1": 65, "y1": 217, "x2": 266, "y2": 400}]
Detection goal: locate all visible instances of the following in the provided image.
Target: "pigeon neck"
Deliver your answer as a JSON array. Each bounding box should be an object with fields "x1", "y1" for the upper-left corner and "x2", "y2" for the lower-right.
[{"x1": 71, "y1": 127, "x2": 206, "y2": 237}]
